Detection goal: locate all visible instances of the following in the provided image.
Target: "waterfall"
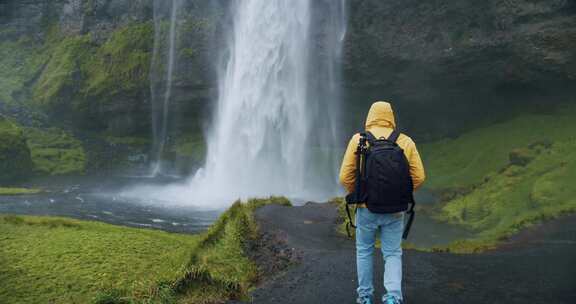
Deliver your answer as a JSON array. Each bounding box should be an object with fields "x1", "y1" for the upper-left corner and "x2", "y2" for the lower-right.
[
  {"x1": 188, "y1": 0, "x2": 348, "y2": 206},
  {"x1": 124, "y1": 0, "x2": 347, "y2": 209},
  {"x1": 150, "y1": 0, "x2": 181, "y2": 176}
]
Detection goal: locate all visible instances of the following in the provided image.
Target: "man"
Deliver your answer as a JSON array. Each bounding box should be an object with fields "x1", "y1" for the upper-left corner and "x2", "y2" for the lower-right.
[{"x1": 339, "y1": 101, "x2": 426, "y2": 304}]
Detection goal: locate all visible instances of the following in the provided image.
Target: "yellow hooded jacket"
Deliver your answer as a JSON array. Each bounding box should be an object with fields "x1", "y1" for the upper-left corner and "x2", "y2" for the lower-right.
[{"x1": 339, "y1": 102, "x2": 426, "y2": 203}]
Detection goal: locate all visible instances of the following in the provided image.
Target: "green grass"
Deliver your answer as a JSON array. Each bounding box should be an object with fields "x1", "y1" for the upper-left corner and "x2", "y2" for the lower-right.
[
  {"x1": 420, "y1": 104, "x2": 576, "y2": 190},
  {"x1": 0, "y1": 215, "x2": 198, "y2": 304},
  {"x1": 331, "y1": 197, "x2": 355, "y2": 239},
  {"x1": 437, "y1": 140, "x2": 576, "y2": 242},
  {"x1": 420, "y1": 105, "x2": 576, "y2": 252},
  {"x1": 0, "y1": 196, "x2": 291, "y2": 304},
  {"x1": 0, "y1": 187, "x2": 42, "y2": 196}
]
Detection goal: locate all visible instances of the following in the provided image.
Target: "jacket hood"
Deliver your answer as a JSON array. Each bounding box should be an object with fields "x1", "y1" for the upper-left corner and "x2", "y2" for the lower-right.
[{"x1": 365, "y1": 101, "x2": 396, "y2": 129}]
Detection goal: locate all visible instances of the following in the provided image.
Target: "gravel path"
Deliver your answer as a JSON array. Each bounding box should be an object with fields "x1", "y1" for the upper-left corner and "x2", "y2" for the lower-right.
[{"x1": 232, "y1": 203, "x2": 576, "y2": 304}]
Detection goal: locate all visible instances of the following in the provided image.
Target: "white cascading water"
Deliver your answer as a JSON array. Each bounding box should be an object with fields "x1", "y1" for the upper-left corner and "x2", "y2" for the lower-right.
[
  {"x1": 191, "y1": 0, "x2": 312, "y2": 200},
  {"x1": 150, "y1": 0, "x2": 181, "y2": 176},
  {"x1": 124, "y1": 0, "x2": 347, "y2": 209},
  {"x1": 188, "y1": 0, "x2": 347, "y2": 205}
]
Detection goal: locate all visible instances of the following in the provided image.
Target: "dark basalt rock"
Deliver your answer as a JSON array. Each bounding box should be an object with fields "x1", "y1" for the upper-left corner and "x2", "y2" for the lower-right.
[
  {"x1": 2, "y1": 0, "x2": 575, "y2": 142},
  {"x1": 343, "y1": 0, "x2": 576, "y2": 140}
]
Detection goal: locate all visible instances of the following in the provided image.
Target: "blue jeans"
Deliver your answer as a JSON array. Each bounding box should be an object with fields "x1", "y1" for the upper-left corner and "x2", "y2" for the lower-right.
[{"x1": 356, "y1": 207, "x2": 404, "y2": 302}]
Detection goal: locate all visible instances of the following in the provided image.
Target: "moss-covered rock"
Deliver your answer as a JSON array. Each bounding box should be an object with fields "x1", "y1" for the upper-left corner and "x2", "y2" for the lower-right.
[
  {"x1": 82, "y1": 22, "x2": 153, "y2": 102},
  {"x1": 29, "y1": 22, "x2": 153, "y2": 133},
  {"x1": 430, "y1": 108, "x2": 576, "y2": 245},
  {"x1": 24, "y1": 127, "x2": 86, "y2": 176},
  {"x1": 421, "y1": 105, "x2": 576, "y2": 190},
  {"x1": 0, "y1": 116, "x2": 34, "y2": 184},
  {"x1": 33, "y1": 34, "x2": 93, "y2": 110}
]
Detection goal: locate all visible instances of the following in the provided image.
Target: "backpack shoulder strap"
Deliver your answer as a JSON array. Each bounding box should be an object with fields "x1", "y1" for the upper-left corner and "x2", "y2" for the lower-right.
[
  {"x1": 365, "y1": 131, "x2": 377, "y2": 142},
  {"x1": 387, "y1": 129, "x2": 401, "y2": 143}
]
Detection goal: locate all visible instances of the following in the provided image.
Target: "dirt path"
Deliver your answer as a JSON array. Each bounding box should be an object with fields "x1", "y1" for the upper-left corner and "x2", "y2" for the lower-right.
[{"x1": 232, "y1": 203, "x2": 576, "y2": 304}]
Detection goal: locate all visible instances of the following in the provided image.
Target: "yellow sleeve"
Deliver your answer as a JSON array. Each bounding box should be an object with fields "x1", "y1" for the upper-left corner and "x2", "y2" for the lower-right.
[
  {"x1": 405, "y1": 139, "x2": 426, "y2": 190},
  {"x1": 339, "y1": 134, "x2": 360, "y2": 193}
]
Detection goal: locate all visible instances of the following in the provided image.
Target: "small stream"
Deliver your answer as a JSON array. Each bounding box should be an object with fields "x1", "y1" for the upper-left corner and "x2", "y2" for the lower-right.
[
  {"x1": 0, "y1": 176, "x2": 470, "y2": 247},
  {"x1": 408, "y1": 190, "x2": 474, "y2": 247},
  {"x1": 0, "y1": 176, "x2": 220, "y2": 234}
]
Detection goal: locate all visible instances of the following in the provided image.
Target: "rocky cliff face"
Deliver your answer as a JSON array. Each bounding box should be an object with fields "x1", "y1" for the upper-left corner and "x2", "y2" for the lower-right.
[
  {"x1": 343, "y1": 0, "x2": 576, "y2": 139},
  {"x1": 0, "y1": 0, "x2": 216, "y2": 137},
  {"x1": 1, "y1": 0, "x2": 575, "y2": 162}
]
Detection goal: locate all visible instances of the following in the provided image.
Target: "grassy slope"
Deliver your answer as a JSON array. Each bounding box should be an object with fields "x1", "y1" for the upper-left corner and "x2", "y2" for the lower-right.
[
  {"x1": 0, "y1": 197, "x2": 290, "y2": 304},
  {"x1": 0, "y1": 215, "x2": 198, "y2": 304},
  {"x1": 421, "y1": 105, "x2": 576, "y2": 252},
  {"x1": 420, "y1": 105, "x2": 576, "y2": 190},
  {"x1": 0, "y1": 187, "x2": 42, "y2": 195}
]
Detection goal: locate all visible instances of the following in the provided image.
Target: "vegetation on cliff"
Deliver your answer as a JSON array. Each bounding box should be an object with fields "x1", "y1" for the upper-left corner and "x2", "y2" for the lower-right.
[
  {"x1": 421, "y1": 105, "x2": 576, "y2": 252},
  {"x1": 33, "y1": 34, "x2": 92, "y2": 109},
  {"x1": 82, "y1": 23, "x2": 153, "y2": 104},
  {"x1": 24, "y1": 127, "x2": 86, "y2": 176},
  {"x1": 0, "y1": 116, "x2": 34, "y2": 183},
  {"x1": 0, "y1": 197, "x2": 291, "y2": 304},
  {"x1": 31, "y1": 23, "x2": 153, "y2": 130}
]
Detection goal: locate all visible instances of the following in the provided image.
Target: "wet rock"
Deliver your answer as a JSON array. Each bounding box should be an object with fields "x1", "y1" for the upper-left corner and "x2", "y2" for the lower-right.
[{"x1": 344, "y1": 0, "x2": 576, "y2": 138}]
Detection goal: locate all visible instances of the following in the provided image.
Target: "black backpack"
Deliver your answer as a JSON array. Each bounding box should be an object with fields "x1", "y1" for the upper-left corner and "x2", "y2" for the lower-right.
[{"x1": 345, "y1": 130, "x2": 416, "y2": 239}]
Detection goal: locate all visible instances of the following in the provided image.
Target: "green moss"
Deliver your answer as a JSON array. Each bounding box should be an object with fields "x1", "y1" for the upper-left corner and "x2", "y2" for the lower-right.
[
  {"x1": 421, "y1": 105, "x2": 576, "y2": 190},
  {"x1": 172, "y1": 196, "x2": 291, "y2": 303},
  {"x1": 440, "y1": 140, "x2": 576, "y2": 236},
  {"x1": 82, "y1": 23, "x2": 153, "y2": 103},
  {"x1": 0, "y1": 116, "x2": 34, "y2": 183},
  {"x1": 172, "y1": 134, "x2": 206, "y2": 164},
  {"x1": 33, "y1": 35, "x2": 93, "y2": 108},
  {"x1": 330, "y1": 197, "x2": 355, "y2": 238},
  {"x1": 429, "y1": 238, "x2": 498, "y2": 254},
  {"x1": 103, "y1": 136, "x2": 150, "y2": 147},
  {"x1": 24, "y1": 127, "x2": 86, "y2": 175},
  {"x1": 0, "y1": 187, "x2": 42, "y2": 196},
  {"x1": 28, "y1": 22, "x2": 152, "y2": 124},
  {"x1": 422, "y1": 106, "x2": 576, "y2": 250}
]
